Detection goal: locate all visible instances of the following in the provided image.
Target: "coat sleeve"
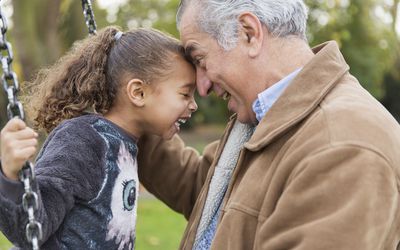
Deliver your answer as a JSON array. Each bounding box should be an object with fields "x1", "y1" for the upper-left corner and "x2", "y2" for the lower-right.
[
  {"x1": 0, "y1": 121, "x2": 105, "y2": 248},
  {"x1": 256, "y1": 145, "x2": 398, "y2": 250},
  {"x1": 137, "y1": 133, "x2": 219, "y2": 219}
]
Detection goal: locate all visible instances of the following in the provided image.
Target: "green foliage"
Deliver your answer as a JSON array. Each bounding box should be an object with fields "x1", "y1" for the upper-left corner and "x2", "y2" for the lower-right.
[
  {"x1": 136, "y1": 198, "x2": 186, "y2": 250},
  {"x1": 305, "y1": 0, "x2": 398, "y2": 99},
  {"x1": 102, "y1": 0, "x2": 181, "y2": 37},
  {"x1": 0, "y1": 232, "x2": 12, "y2": 250},
  {"x1": 0, "y1": 1, "x2": 399, "y2": 249},
  {"x1": 382, "y1": 57, "x2": 400, "y2": 120},
  {"x1": 97, "y1": 0, "x2": 400, "y2": 123},
  {"x1": 1, "y1": 0, "x2": 398, "y2": 128},
  {"x1": 184, "y1": 94, "x2": 231, "y2": 128}
]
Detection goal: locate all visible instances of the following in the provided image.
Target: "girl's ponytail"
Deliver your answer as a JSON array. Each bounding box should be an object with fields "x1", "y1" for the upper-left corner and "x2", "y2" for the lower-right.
[{"x1": 26, "y1": 27, "x2": 120, "y2": 133}]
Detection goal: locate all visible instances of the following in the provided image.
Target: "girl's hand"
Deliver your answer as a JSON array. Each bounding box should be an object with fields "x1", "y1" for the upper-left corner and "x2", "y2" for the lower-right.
[{"x1": 0, "y1": 118, "x2": 38, "y2": 180}]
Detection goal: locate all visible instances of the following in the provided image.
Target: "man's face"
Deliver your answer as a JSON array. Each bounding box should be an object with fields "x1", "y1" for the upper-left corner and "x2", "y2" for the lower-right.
[{"x1": 179, "y1": 9, "x2": 258, "y2": 124}]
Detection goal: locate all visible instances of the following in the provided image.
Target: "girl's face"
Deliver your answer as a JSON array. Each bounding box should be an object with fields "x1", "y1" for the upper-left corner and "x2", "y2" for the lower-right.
[{"x1": 142, "y1": 56, "x2": 197, "y2": 140}]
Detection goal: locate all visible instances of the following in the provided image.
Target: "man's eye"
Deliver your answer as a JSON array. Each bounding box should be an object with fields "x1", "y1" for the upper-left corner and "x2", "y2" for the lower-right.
[{"x1": 193, "y1": 57, "x2": 203, "y2": 66}]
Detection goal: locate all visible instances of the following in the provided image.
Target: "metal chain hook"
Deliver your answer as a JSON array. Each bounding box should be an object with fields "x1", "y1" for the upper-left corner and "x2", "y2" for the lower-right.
[
  {"x1": 81, "y1": 0, "x2": 97, "y2": 35},
  {"x1": 0, "y1": 1, "x2": 98, "y2": 248},
  {"x1": 0, "y1": 3, "x2": 42, "y2": 250}
]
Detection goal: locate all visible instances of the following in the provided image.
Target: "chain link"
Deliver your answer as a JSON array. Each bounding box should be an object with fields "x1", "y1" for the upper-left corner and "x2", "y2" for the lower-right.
[
  {"x1": 0, "y1": 2, "x2": 97, "y2": 248},
  {"x1": 81, "y1": 0, "x2": 97, "y2": 35},
  {"x1": 0, "y1": 4, "x2": 42, "y2": 250}
]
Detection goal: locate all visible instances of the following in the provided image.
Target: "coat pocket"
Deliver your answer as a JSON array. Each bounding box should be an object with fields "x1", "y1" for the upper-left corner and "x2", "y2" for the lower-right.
[{"x1": 211, "y1": 203, "x2": 259, "y2": 250}]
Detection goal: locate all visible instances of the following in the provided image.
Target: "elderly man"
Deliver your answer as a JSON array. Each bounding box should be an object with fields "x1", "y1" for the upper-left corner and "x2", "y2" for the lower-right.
[{"x1": 138, "y1": 0, "x2": 400, "y2": 249}]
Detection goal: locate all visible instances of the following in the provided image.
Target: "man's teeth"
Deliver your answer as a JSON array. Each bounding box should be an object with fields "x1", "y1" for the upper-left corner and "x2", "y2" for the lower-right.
[{"x1": 222, "y1": 92, "x2": 231, "y2": 100}]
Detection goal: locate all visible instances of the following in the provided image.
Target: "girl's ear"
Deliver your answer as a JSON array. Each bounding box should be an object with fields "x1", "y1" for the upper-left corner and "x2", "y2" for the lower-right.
[{"x1": 126, "y1": 78, "x2": 146, "y2": 107}]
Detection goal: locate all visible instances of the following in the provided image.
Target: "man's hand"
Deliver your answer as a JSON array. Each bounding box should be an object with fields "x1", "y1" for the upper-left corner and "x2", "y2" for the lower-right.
[{"x1": 0, "y1": 118, "x2": 38, "y2": 180}]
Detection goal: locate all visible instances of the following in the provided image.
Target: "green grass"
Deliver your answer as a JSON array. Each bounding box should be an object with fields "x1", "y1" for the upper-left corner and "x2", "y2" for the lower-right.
[
  {"x1": 0, "y1": 198, "x2": 186, "y2": 250},
  {"x1": 0, "y1": 233, "x2": 12, "y2": 250},
  {"x1": 136, "y1": 198, "x2": 187, "y2": 250}
]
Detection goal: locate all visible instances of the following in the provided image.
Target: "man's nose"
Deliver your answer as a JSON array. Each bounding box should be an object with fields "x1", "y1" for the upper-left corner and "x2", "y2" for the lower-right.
[{"x1": 196, "y1": 68, "x2": 212, "y2": 97}]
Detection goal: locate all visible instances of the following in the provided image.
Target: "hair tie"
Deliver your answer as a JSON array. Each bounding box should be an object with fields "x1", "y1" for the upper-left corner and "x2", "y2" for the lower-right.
[{"x1": 114, "y1": 31, "x2": 123, "y2": 41}]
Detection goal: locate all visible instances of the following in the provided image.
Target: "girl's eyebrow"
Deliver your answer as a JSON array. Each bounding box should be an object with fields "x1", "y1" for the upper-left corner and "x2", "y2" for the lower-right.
[{"x1": 180, "y1": 82, "x2": 196, "y2": 88}]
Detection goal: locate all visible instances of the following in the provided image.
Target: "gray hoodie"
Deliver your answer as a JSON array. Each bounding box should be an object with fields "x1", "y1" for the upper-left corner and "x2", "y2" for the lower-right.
[{"x1": 0, "y1": 114, "x2": 139, "y2": 249}]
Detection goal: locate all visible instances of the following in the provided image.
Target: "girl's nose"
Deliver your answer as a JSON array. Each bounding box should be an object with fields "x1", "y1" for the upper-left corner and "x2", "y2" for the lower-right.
[{"x1": 189, "y1": 99, "x2": 198, "y2": 112}]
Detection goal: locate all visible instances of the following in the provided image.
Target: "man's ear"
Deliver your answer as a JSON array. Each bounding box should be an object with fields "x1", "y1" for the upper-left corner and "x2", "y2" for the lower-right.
[
  {"x1": 238, "y1": 12, "x2": 264, "y2": 58},
  {"x1": 126, "y1": 78, "x2": 146, "y2": 107}
]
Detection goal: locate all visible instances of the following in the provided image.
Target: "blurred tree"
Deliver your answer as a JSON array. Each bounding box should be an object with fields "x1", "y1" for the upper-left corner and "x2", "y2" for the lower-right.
[
  {"x1": 381, "y1": 0, "x2": 400, "y2": 121},
  {"x1": 0, "y1": 0, "x2": 82, "y2": 128},
  {"x1": 1, "y1": 0, "x2": 399, "y2": 129},
  {"x1": 114, "y1": 0, "x2": 180, "y2": 36},
  {"x1": 0, "y1": 0, "x2": 106, "y2": 128},
  {"x1": 12, "y1": 0, "x2": 63, "y2": 81},
  {"x1": 113, "y1": 0, "x2": 400, "y2": 125},
  {"x1": 11, "y1": 0, "x2": 105, "y2": 81},
  {"x1": 382, "y1": 59, "x2": 400, "y2": 121},
  {"x1": 0, "y1": 1, "x2": 13, "y2": 128},
  {"x1": 305, "y1": 0, "x2": 397, "y2": 99}
]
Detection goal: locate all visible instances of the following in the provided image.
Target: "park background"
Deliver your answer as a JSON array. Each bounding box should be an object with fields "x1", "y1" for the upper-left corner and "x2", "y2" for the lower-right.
[{"x1": 0, "y1": 0, "x2": 399, "y2": 249}]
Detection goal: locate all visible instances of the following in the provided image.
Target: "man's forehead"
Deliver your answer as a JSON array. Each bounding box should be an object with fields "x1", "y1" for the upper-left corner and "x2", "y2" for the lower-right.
[
  {"x1": 179, "y1": 7, "x2": 212, "y2": 54},
  {"x1": 180, "y1": 25, "x2": 203, "y2": 54},
  {"x1": 179, "y1": 3, "x2": 199, "y2": 40},
  {"x1": 179, "y1": 19, "x2": 197, "y2": 40}
]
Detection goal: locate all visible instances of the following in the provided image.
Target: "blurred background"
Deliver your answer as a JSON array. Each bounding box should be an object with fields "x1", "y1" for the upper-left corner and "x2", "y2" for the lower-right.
[{"x1": 0, "y1": 0, "x2": 399, "y2": 249}]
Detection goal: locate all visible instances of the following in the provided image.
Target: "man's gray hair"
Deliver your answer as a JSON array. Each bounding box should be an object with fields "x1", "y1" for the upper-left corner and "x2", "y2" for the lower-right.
[{"x1": 177, "y1": 0, "x2": 309, "y2": 50}]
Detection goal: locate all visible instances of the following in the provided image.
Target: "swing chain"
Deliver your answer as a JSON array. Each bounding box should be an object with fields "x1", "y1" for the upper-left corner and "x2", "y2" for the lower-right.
[
  {"x1": 0, "y1": 5, "x2": 42, "y2": 250},
  {"x1": 0, "y1": 8, "x2": 23, "y2": 120},
  {"x1": 81, "y1": 0, "x2": 97, "y2": 35}
]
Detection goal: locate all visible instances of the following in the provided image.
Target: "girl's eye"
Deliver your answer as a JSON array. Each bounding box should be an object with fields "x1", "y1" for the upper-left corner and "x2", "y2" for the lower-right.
[{"x1": 181, "y1": 93, "x2": 190, "y2": 97}]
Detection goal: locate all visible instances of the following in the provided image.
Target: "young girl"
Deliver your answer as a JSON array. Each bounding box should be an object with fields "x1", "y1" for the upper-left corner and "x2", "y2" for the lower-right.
[{"x1": 0, "y1": 27, "x2": 197, "y2": 249}]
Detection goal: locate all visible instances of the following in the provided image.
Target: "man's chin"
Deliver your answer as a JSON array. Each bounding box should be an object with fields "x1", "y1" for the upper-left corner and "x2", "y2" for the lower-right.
[{"x1": 236, "y1": 112, "x2": 256, "y2": 125}]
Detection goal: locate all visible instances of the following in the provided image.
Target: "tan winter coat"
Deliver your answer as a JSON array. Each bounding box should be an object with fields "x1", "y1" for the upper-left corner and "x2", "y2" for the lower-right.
[{"x1": 138, "y1": 41, "x2": 400, "y2": 250}]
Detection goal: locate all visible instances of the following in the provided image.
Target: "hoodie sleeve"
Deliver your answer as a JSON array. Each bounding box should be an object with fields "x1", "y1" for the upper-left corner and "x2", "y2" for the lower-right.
[{"x1": 0, "y1": 120, "x2": 106, "y2": 248}]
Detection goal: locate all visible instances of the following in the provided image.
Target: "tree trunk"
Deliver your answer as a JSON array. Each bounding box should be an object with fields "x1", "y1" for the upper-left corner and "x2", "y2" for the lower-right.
[
  {"x1": 391, "y1": 0, "x2": 399, "y2": 34},
  {"x1": 12, "y1": 0, "x2": 62, "y2": 82}
]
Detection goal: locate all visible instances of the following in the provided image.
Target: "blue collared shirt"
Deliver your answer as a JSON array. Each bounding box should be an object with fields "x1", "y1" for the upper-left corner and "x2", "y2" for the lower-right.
[{"x1": 252, "y1": 68, "x2": 302, "y2": 123}]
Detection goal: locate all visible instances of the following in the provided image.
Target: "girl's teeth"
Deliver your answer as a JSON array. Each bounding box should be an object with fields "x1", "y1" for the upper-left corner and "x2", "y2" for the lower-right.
[{"x1": 176, "y1": 119, "x2": 188, "y2": 129}]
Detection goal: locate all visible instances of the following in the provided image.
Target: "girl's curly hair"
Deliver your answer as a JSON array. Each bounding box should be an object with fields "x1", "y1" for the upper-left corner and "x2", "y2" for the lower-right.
[{"x1": 25, "y1": 26, "x2": 186, "y2": 133}]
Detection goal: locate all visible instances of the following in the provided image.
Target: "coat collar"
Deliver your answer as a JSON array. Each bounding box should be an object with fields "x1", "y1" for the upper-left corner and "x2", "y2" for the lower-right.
[{"x1": 244, "y1": 41, "x2": 350, "y2": 151}]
